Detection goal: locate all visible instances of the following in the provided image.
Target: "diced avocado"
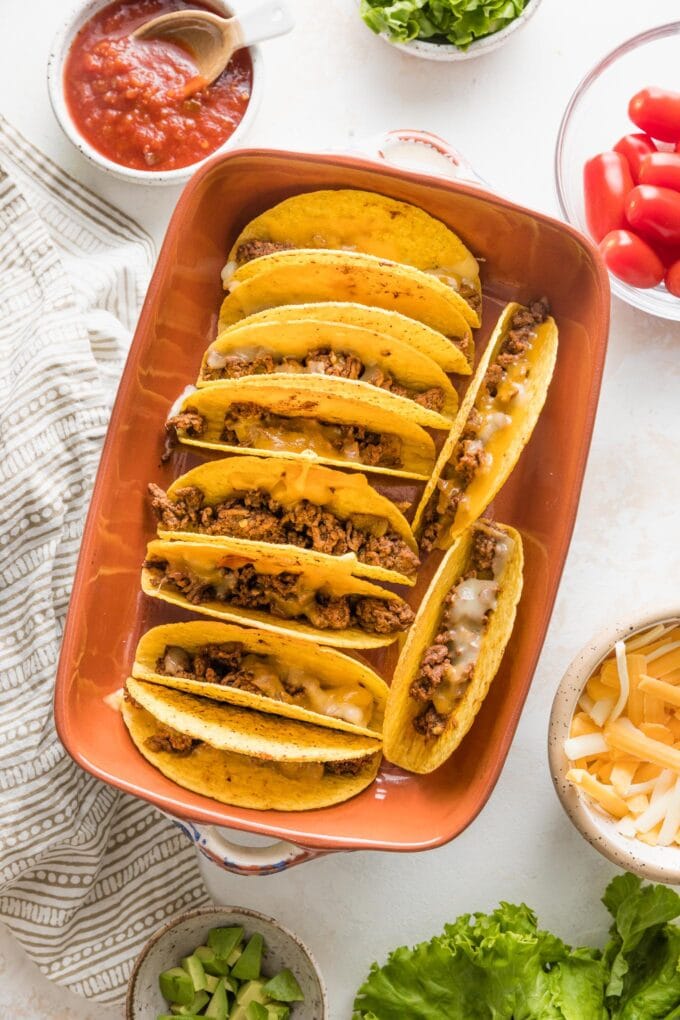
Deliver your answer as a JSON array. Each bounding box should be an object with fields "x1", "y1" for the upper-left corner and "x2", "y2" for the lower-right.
[
  {"x1": 231, "y1": 934, "x2": 264, "y2": 981},
  {"x1": 171, "y1": 990, "x2": 210, "y2": 1015},
  {"x1": 235, "y1": 980, "x2": 267, "y2": 1006},
  {"x1": 263, "y1": 970, "x2": 304, "y2": 1003},
  {"x1": 266, "y1": 1006, "x2": 290, "y2": 1020},
  {"x1": 224, "y1": 973, "x2": 240, "y2": 995},
  {"x1": 230, "y1": 1008, "x2": 248, "y2": 1020},
  {"x1": 204, "y1": 978, "x2": 229, "y2": 1020},
  {"x1": 227, "y1": 945, "x2": 243, "y2": 966},
  {"x1": 157, "y1": 1015, "x2": 204, "y2": 1020},
  {"x1": 208, "y1": 925, "x2": 244, "y2": 961},
  {"x1": 159, "y1": 967, "x2": 195, "y2": 1006},
  {"x1": 181, "y1": 953, "x2": 207, "y2": 991},
  {"x1": 196, "y1": 945, "x2": 229, "y2": 976},
  {"x1": 247, "y1": 1004, "x2": 269, "y2": 1020},
  {"x1": 205, "y1": 973, "x2": 219, "y2": 993}
]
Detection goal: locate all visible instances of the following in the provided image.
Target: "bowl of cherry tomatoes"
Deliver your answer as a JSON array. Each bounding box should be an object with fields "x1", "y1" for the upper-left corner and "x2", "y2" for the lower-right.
[{"x1": 556, "y1": 22, "x2": 680, "y2": 320}]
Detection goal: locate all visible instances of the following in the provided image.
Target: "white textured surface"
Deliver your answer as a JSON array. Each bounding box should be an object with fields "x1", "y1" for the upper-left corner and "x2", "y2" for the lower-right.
[{"x1": 1, "y1": 0, "x2": 679, "y2": 1016}]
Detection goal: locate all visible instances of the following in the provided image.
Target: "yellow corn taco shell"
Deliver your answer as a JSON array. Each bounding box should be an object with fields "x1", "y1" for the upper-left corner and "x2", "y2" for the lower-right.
[
  {"x1": 218, "y1": 302, "x2": 471, "y2": 374},
  {"x1": 218, "y1": 250, "x2": 474, "y2": 369},
  {"x1": 126, "y1": 678, "x2": 382, "y2": 760},
  {"x1": 384, "y1": 522, "x2": 524, "y2": 773},
  {"x1": 170, "y1": 377, "x2": 436, "y2": 480},
  {"x1": 122, "y1": 698, "x2": 381, "y2": 811},
  {"x1": 132, "y1": 620, "x2": 388, "y2": 738},
  {"x1": 199, "y1": 319, "x2": 457, "y2": 429},
  {"x1": 226, "y1": 188, "x2": 480, "y2": 325},
  {"x1": 413, "y1": 302, "x2": 558, "y2": 548},
  {"x1": 142, "y1": 539, "x2": 415, "y2": 650},
  {"x1": 154, "y1": 456, "x2": 419, "y2": 587}
]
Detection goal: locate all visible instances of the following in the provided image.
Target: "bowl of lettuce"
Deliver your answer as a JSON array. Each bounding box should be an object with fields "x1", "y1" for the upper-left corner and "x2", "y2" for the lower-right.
[
  {"x1": 353, "y1": 873, "x2": 680, "y2": 1019},
  {"x1": 357, "y1": 0, "x2": 543, "y2": 60}
]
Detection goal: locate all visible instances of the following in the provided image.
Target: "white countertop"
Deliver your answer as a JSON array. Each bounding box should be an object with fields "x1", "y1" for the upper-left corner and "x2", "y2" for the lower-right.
[{"x1": 1, "y1": 0, "x2": 680, "y2": 1015}]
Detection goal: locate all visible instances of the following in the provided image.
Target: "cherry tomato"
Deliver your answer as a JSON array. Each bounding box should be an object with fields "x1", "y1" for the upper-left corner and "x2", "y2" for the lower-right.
[
  {"x1": 599, "y1": 230, "x2": 665, "y2": 288},
  {"x1": 639, "y1": 152, "x2": 680, "y2": 191},
  {"x1": 629, "y1": 87, "x2": 680, "y2": 143},
  {"x1": 583, "y1": 152, "x2": 634, "y2": 242},
  {"x1": 625, "y1": 185, "x2": 680, "y2": 245},
  {"x1": 665, "y1": 259, "x2": 680, "y2": 297},
  {"x1": 613, "y1": 133, "x2": 657, "y2": 181},
  {"x1": 654, "y1": 241, "x2": 680, "y2": 268}
]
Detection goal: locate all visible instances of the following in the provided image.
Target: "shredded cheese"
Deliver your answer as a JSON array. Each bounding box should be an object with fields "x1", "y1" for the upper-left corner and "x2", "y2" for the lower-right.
[{"x1": 564, "y1": 619, "x2": 680, "y2": 850}]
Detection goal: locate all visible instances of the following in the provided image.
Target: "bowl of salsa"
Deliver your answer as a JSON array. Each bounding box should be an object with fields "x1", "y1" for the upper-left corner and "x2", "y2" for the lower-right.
[{"x1": 48, "y1": 0, "x2": 262, "y2": 184}]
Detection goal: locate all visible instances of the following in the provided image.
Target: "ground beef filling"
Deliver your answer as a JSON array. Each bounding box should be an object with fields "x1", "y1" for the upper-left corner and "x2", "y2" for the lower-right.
[
  {"x1": 202, "y1": 346, "x2": 444, "y2": 413},
  {"x1": 410, "y1": 530, "x2": 500, "y2": 737},
  {"x1": 148, "y1": 483, "x2": 420, "y2": 578},
  {"x1": 144, "y1": 558, "x2": 414, "y2": 635},
  {"x1": 235, "y1": 240, "x2": 295, "y2": 265},
  {"x1": 420, "y1": 300, "x2": 549, "y2": 553},
  {"x1": 219, "y1": 402, "x2": 404, "y2": 469},
  {"x1": 324, "y1": 758, "x2": 369, "y2": 778},
  {"x1": 162, "y1": 406, "x2": 206, "y2": 462},
  {"x1": 145, "y1": 724, "x2": 202, "y2": 756}
]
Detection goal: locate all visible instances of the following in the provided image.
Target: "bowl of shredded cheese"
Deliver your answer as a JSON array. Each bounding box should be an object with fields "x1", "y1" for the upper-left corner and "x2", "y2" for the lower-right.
[{"x1": 549, "y1": 610, "x2": 680, "y2": 882}]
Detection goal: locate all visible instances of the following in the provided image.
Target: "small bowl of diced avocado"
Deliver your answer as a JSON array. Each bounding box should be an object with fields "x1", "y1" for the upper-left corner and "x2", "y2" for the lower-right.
[{"x1": 126, "y1": 906, "x2": 327, "y2": 1020}]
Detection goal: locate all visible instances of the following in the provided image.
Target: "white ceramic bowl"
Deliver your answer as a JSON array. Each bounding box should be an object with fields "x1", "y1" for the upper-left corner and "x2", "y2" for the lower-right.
[
  {"x1": 126, "y1": 905, "x2": 327, "y2": 1019},
  {"x1": 47, "y1": 0, "x2": 263, "y2": 186},
  {"x1": 354, "y1": 0, "x2": 543, "y2": 61},
  {"x1": 555, "y1": 22, "x2": 680, "y2": 320},
  {"x1": 549, "y1": 608, "x2": 680, "y2": 883}
]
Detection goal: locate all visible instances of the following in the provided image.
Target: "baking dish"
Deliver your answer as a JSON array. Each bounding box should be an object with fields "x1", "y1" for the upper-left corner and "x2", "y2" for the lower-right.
[{"x1": 54, "y1": 130, "x2": 610, "y2": 874}]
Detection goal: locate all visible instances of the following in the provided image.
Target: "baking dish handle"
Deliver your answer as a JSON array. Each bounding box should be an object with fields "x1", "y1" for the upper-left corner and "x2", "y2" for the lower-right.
[
  {"x1": 169, "y1": 815, "x2": 331, "y2": 876},
  {"x1": 354, "y1": 128, "x2": 489, "y2": 188}
]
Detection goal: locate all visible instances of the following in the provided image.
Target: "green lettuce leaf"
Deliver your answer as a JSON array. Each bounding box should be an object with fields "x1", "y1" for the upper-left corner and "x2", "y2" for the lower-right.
[
  {"x1": 359, "y1": 0, "x2": 529, "y2": 49},
  {"x1": 352, "y1": 902, "x2": 607, "y2": 1019},
  {"x1": 603, "y1": 875, "x2": 680, "y2": 1018}
]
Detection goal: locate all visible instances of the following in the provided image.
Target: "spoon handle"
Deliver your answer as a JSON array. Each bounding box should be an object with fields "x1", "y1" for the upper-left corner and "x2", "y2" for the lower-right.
[{"x1": 237, "y1": 0, "x2": 294, "y2": 48}]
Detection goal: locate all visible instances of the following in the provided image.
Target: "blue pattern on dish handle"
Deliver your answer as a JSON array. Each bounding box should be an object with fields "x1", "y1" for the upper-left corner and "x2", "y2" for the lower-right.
[
  {"x1": 166, "y1": 814, "x2": 329, "y2": 876},
  {"x1": 163, "y1": 128, "x2": 484, "y2": 876}
]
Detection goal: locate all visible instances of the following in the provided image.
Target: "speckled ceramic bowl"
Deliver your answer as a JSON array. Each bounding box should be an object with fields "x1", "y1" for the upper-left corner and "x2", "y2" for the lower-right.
[
  {"x1": 47, "y1": 0, "x2": 264, "y2": 186},
  {"x1": 549, "y1": 608, "x2": 680, "y2": 883},
  {"x1": 353, "y1": 0, "x2": 544, "y2": 61},
  {"x1": 126, "y1": 906, "x2": 327, "y2": 1019}
]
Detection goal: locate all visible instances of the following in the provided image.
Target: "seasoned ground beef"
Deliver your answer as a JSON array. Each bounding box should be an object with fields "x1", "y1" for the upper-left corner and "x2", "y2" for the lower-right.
[
  {"x1": 460, "y1": 281, "x2": 482, "y2": 314},
  {"x1": 155, "y1": 642, "x2": 245, "y2": 682},
  {"x1": 419, "y1": 301, "x2": 549, "y2": 554},
  {"x1": 412, "y1": 704, "x2": 448, "y2": 737},
  {"x1": 235, "y1": 239, "x2": 294, "y2": 264},
  {"x1": 145, "y1": 725, "x2": 201, "y2": 755},
  {"x1": 148, "y1": 484, "x2": 419, "y2": 577},
  {"x1": 203, "y1": 346, "x2": 445, "y2": 413},
  {"x1": 144, "y1": 558, "x2": 415, "y2": 635},
  {"x1": 162, "y1": 407, "x2": 206, "y2": 463},
  {"x1": 409, "y1": 531, "x2": 499, "y2": 737},
  {"x1": 219, "y1": 403, "x2": 404, "y2": 470},
  {"x1": 324, "y1": 758, "x2": 368, "y2": 777}
]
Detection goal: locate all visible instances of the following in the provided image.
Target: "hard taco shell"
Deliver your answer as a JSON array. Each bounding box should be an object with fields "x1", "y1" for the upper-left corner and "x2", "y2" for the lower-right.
[{"x1": 383, "y1": 522, "x2": 524, "y2": 773}]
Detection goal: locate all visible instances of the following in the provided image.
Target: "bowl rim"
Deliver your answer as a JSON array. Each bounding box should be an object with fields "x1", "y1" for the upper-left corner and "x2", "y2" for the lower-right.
[
  {"x1": 356, "y1": 0, "x2": 544, "y2": 61},
  {"x1": 554, "y1": 19, "x2": 680, "y2": 320},
  {"x1": 46, "y1": 0, "x2": 264, "y2": 186},
  {"x1": 125, "y1": 903, "x2": 328, "y2": 1018},
  {"x1": 548, "y1": 606, "x2": 680, "y2": 883}
]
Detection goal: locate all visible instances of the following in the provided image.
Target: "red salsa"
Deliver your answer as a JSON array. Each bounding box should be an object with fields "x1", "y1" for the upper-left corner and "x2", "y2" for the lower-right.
[{"x1": 64, "y1": 0, "x2": 253, "y2": 172}]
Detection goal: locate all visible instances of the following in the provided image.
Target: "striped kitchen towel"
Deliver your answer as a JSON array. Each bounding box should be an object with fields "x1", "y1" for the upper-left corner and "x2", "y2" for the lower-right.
[{"x1": 0, "y1": 118, "x2": 208, "y2": 1003}]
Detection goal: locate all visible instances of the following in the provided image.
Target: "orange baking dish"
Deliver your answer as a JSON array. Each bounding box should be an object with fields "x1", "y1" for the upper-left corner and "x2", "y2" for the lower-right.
[{"x1": 54, "y1": 144, "x2": 610, "y2": 854}]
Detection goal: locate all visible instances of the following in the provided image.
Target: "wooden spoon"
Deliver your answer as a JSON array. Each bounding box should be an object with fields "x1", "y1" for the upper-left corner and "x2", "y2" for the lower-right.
[{"x1": 132, "y1": 1, "x2": 293, "y2": 89}]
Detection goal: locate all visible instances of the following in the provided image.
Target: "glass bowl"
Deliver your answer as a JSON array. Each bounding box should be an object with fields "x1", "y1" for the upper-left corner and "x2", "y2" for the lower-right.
[{"x1": 556, "y1": 22, "x2": 680, "y2": 321}]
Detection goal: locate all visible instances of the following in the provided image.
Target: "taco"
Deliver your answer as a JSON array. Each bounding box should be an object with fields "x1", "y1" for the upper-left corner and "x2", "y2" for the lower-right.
[
  {"x1": 413, "y1": 301, "x2": 558, "y2": 552},
  {"x1": 218, "y1": 250, "x2": 474, "y2": 371},
  {"x1": 383, "y1": 521, "x2": 524, "y2": 774},
  {"x1": 164, "y1": 377, "x2": 436, "y2": 481},
  {"x1": 148, "y1": 456, "x2": 420, "y2": 587},
  {"x1": 224, "y1": 188, "x2": 481, "y2": 325},
  {"x1": 131, "y1": 621, "x2": 388, "y2": 738},
  {"x1": 142, "y1": 539, "x2": 416, "y2": 649},
  {"x1": 199, "y1": 319, "x2": 458, "y2": 429},
  {"x1": 217, "y1": 302, "x2": 471, "y2": 374},
  {"x1": 122, "y1": 691, "x2": 381, "y2": 811}
]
